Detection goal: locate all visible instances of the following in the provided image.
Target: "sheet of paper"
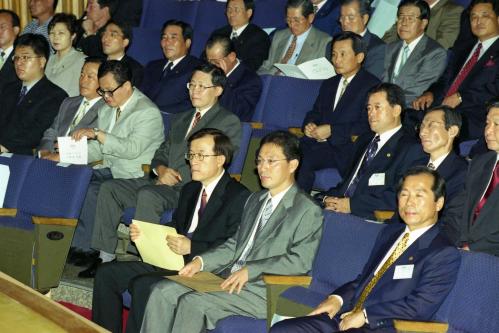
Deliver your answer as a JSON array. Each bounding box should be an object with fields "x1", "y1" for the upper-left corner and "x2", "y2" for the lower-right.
[
  {"x1": 166, "y1": 272, "x2": 225, "y2": 293},
  {"x1": 0, "y1": 165, "x2": 10, "y2": 208},
  {"x1": 272, "y1": 63, "x2": 307, "y2": 79},
  {"x1": 296, "y1": 57, "x2": 336, "y2": 80},
  {"x1": 57, "y1": 136, "x2": 88, "y2": 165},
  {"x1": 133, "y1": 220, "x2": 185, "y2": 271}
]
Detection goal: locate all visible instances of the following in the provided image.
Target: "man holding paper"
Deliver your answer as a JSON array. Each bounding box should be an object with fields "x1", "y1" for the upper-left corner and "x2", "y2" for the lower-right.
[
  {"x1": 140, "y1": 131, "x2": 323, "y2": 333},
  {"x1": 92, "y1": 128, "x2": 250, "y2": 333}
]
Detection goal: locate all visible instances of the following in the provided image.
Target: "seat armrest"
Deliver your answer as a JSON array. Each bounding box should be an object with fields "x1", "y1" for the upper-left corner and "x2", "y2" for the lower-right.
[
  {"x1": 263, "y1": 275, "x2": 312, "y2": 286},
  {"x1": 393, "y1": 319, "x2": 448, "y2": 333},
  {"x1": 251, "y1": 122, "x2": 264, "y2": 129},
  {"x1": 374, "y1": 210, "x2": 394, "y2": 222},
  {"x1": 0, "y1": 208, "x2": 17, "y2": 217},
  {"x1": 230, "y1": 174, "x2": 241, "y2": 182},
  {"x1": 32, "y1": 216, "x2": 78, "y2": 227},
  {"x1": 288, "y1": 127, "x2": 304, "y2": 138}
]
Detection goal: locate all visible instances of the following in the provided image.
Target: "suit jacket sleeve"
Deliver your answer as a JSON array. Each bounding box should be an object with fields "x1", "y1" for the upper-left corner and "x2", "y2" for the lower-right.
[
  {"x1": 222, "y1": 71, "x2": 262, "y2": 122},
  {"x1": 39, "y1": 98, "x2": 71, "y2": 151},
  {"x1": 258, "y1": 30, "x2": 285, "y2": 75}
]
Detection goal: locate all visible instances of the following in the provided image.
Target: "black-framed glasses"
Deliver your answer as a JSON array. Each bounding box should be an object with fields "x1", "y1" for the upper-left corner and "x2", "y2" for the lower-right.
[
  {"x1": 185, "y1": 153, "x2": 220, "y2": 161},
  {"x1": 186, "y1": 82, "x2": 217, "y2": 91},
  {"x1": 97, "y1": 81, "x2": 125, "y2": 98}
]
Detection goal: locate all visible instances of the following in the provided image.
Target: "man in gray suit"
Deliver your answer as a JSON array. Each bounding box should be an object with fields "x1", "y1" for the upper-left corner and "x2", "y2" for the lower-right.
[
  {"x1": 140, "y1": 131, "x2": 323, "y2": 333},
  {"x1": 257, "y1": 0, "x2": 332, "y2": 75},
  {"x1": 383, "y1": 0, "x2": 446, "y2": 107},
  {"x1": 39, "y1": 56, "x2": 105, "y2": 160},
  {"x1": 77, "y1": 63, "x2": 242, "y2": 277},
  {"x1": 70, "y1": 60, "x2": 164, "y2": 272}
]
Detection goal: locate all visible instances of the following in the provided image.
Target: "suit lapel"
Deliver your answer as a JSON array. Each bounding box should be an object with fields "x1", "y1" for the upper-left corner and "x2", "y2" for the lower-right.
[
  {"x1": 365, "y1": 129, "x2": 403, "y2": 172},
  {"x1": 388, "y1": 42, "x2": 403, "y2": 81},
  {"x1": 277, "y1": 31, "x2": 293, "y2": 60},
  {"x1": 297, "y1": 28, "x2": 319, "y2": 64},
  {"x1": 435, "y1": 152, "x2": 457, "y2": 180},
  {"x1": 464, "y1": 38, "x2": 499, "y2": 85},
  {"x1": 79, "y1": 98, "x2": 104, "y2": 126},
  {"x1": 197, "y1": 173, "x2": 231, "y2": 227},
  {"x1": 469, "y1": 152, "x2": 497, "y2": 228},
  {"x1": 334, "y1": 70, "x2": 364, "y2": 112},
  {"x1": 183, "y1": 182, "x2": 202, "y2": 234}
]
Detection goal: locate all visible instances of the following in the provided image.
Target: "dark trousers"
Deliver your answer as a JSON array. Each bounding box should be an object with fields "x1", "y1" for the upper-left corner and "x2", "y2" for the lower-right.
[{"x1": 92, "y1": 260, "x2": 176, "y2": 333}]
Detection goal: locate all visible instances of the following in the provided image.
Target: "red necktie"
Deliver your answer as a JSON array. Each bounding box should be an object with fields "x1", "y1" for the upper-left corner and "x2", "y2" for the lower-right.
[
  {"x1": 189, "y1": 111, "x2": 202, "y2": 135},
  {"x1": 198, "y1": 189, "x2": 207, "y2": 220},
  {"x1": 473, "y1": 162, "x2": 499, "y2": 223},
  {"x1": 446, "y1": 43, "x2": 482, "y2": 97}
]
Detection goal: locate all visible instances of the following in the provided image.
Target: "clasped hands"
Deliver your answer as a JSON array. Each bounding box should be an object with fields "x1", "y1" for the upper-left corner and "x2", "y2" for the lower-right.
[
  {"x1": 324, "y1": 196, "x2": 351, "y2": 213},
  {"x1": 309, "y1": 295, "x2": 366, "y2": 331},
  {"x1": 304, "y1": 123, "x2": 331, "y2": 142},
  {"x1": 412, "y1": 91, "x2": 461, "y2": 110}
]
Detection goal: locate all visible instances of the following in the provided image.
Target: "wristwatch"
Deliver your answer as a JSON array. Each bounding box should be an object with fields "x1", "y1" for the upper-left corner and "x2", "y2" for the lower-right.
[{"x1": 93, "y1": 128, "x2": 100, "y2": 138}]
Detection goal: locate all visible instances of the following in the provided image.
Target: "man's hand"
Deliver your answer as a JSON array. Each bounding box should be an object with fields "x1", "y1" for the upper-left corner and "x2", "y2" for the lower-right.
[
  {"x1": 0, "y1": 145, "x2": 9, "y2": 153},
  {"x1": 324, "y1": 197, "x2": 351, "y2": 213},
  {"x1": 179, "y1": 257, "x2": 202, "y2": 277},
  {"x1": 339, "y1": 310, "x2": 366, "y2": 331},
  {"x1": 166, "y1": 235, "x2": 191, "y2": 255},
  {"x1": 156, "y1": 165, "x2": 182, "y2": 186},
  {"x1": 41, "y1": 152, "x2": 60, "y2": 162},
  {"x1": 220, "y1": 267, "x2": 249, "y2": 294},
  {"x1": 304, "y1": 122, "x2": 318, "y2": 138},
  {"x1": 308, "y1": 295, "x2": 342, "y2": 319},
  {"x1": 313, "y1": 124, "x2": 332, "y2": 141},
  {"x1": 82, "y1": 18, "x2": 96, "y2": 35},
  {"x1": 442, "y1": 93, "x2": 462, "y2": 108},
  {"x1": 412, "y1": 92, "x2": 434, "y2": 110},
  {"x1": 72, "y1": 128, "x2": 95, "y2": 141},
  {"x1": 129, "y1": 223, "x2": 141, "y2": 242}
]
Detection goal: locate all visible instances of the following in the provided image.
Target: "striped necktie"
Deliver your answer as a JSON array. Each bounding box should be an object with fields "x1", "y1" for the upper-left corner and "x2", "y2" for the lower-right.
[
  {"x1": 69, "y1": 100, "x2": 90, "y2": 134},
  {"x1": 0, "y1": 51, "x2": 5, "y2": 70}
]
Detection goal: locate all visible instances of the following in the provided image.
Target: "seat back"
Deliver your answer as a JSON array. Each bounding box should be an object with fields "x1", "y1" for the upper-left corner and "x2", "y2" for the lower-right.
[
  {"x1": 127, "y1": 27, "x2": 163, "y2": 66},
  {"x1": 434, "y1": 251, "x2": 499, "y2": 332},
  {"x1": 140, "y1": 0, "x2": 198, "y2": 28},
  {"x1": 191, "y1": 0, "x2": 227, "y2": 57},
  {"x1": 0, "y1": 154, "x2": 34, "y2": 208},
  {"x1": 309, "y1": 211, "x2": 386, "y2": 294},
  {"x1": 160, "y1": 111, "x2": 171, "y2": 138},
  {"x1": 228, "y1": 122, "x2": 252, "y2": 177},
  {"x1": 458, "y1": 139, "x2": 478, "y2": 158},
  {"x1": 251, "y1": 75, "x2": 273, "y2": 122},
  {"x1": 252, "y1": 0, "x2": 287, "y2": 29},
  {"x1": 17, "y1": 159, "x2": 92, "y2": 219}
]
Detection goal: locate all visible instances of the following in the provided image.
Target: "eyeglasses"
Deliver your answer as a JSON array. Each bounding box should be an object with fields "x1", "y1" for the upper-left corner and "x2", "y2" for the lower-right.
[
  {"x1": 255, "y1": 158, "x2": 287, "y2": 167},
  {"x1": 97, "y1": 81, "x2": 125, "y2": 98},
  {"x1": 185, "y1": 153, "x2": 220, "y2": 161},
  {"x1": 12, "y1": 55, "x2": 42, "y2": 63},
  {"x1": 186, "y1": 82, "x2": 217, "y2": 91},
  {"x1": 101, "y1": 30, "x2": 124, "y2": 39},
  {"x1": 396, "y1": 15, "x2": 422, "y2": 24}
]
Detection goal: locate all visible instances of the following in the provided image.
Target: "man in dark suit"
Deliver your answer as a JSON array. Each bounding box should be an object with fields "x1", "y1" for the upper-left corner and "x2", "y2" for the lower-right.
[
  {"x1": 140, "y1": 20, "x2": 202, "y2": 114},
  {"x1": 297, "y1": 32, "x2": 380, "y2": 193},
  {"x1": 318, "y1": 83, "x2": 427, "y2": 220},
  {"x1": 92, "y1": 128, "x2": 251, "y2": 333},
  {"x1": 101, "y1": 20, "x2": 143, "y2": 87},
  {"x1": 312, "y1": 0, "x2": 341, "y2": 36},
  {"x1": 383, "y1": 0, "x2": 447, "y2": 108},
  {"x1": 38, "y1": 56, "x2": 105, "y2": 159},
  {"x1": 0, "y1": 10, "x2": 20, "y2": 92},
  {"x1": 338, "y1": 0, "x2": 385, "y2": 79},
  {"x1": 0, "y1": 33, "x2": 67, "y2": 155},
  {"x1": 447, "y1": 101, "x2": 499, "y2": 256},
  {"x1": 205, "y1": 35, "x2": 262, "y2": 122},
  {"x1": 272, "y1": 166, "x2": 461, "y2": 332},
  {"x1": 209, "y1": 0, "x2": 271, "y2": 72},
  {"x1": 413, "y1": 0, "x2": 499, "y2": 141},
  {"x1": 81, "y1": 64, "x2": 242, "y2": 273}
]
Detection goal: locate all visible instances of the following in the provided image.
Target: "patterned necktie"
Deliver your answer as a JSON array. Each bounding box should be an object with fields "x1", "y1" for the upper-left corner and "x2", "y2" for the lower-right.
[
  {"x1": 69, "y1": 100, "x2": 90, "y2": 133},
  {"x1": 189, "y1": 111, "x2": 202, "y2": 135},
  {"x1": 280, "y1": 35, "x2": 298, "y2": 64},
  {"x1": 17, "y1": 86, "x2": 27, "y2": 105},
  {"x1": 162, "y1": 61, "x2": 173, "y2": 79},
  {"x1": 344, "y1": 135, "x2": 380, "y2": 197},
  {"x1": 231, "y1": 197, "x2": 273, "y2": 272},
  {"x1": 473, "y1": 162, "x2": 499, "y2": 223},
  {"x1": 115, "y1": 107, "x2": 122, "y2": 122},
  {"x1": 231, "y1": 31, "x2": 238, "y2": 40},
  {"x1": 313, "y1": 4, "x2": 319, "y2": 14},
  {"x1": 338, "y1": 78, "x2": 349, "y2": 99},
  {"x1": 353, "y1": 233, "x2": 410, "y2": 312},
  {"x1": 394, "y1": 45, "x2": 409, "y2": 78},
  {"x1": 446, "y1": 43, "x2": 482, "y2": 97},
  {"x1": 0, "y1": 51, "x2": 5, "y2": 70},
  {"x1": 427, "y1": 162, "x2": 436, "y2": 170},
  {"x1": 198, "y1": 189, "x2": 207, "y2": 220}
]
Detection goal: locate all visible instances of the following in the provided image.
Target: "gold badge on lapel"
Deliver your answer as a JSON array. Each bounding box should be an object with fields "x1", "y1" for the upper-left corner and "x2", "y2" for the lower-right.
[
  {"x1": 387, "y1": 153, "x2": 391, "y2": 158},
  {"x1": 408, "y1": 256, "x2": 414, "y2": 262}
]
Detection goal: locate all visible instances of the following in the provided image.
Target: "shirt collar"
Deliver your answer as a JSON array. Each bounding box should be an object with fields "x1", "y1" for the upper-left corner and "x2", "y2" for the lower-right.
[
  {"x1": 378, "y1": 125, "x2": 402, "y2": 146},
  {"x1": 403, "y1": 33, "x2": 424, "y2": 53},
  {"x1": 359, "y1": 29, "x2": 367, "y2": 37},
  {"x1": 0, "y1": 45, "x2": 13, "y2": 58},
  {"x1": 226, "y1": 59, "x2": 240, "y2": 77},
  {"x1": 23, "y1": 77, "x2": 42, "y2": 92},
  {"x1": 166, "y1": 55, "x2": 186, "y2": 70},
  {"x1": 314, "y1": 0, "x2": 327, "y2": 12},
  {"x1": 201, "y1": 170, "x2": 225, "y2": 201},
  {"x1": 295, "y1": 25, "x2": 312, "y2": 40},
  {"x1": 117, "y1": 89, "x2": 134, "y2": 111},
  {"x1": 195, "y1": 103, "x2": 215, "y2": 117},
  {"x1": 429, "y1": 152, "x2": 450, "y2": 169},
  {"x1": 429, "y1": 0, "x2": 441, "y2": 9},
  {"x1": 404, "y1": 224, "x2": 434, "y2": 243},
  {"x1": 341, "y1": 72, "x2": 357, "y2": 83},
  {"x1": 266, "y1": 183, "x2": 293, "y2": 212},
  {"x1": 478, "y1": 35, "x2": 499, "y2": 50},
  {"x1": 232, "y1": 23, "x2": 249, "y2": 36},
  {"x1": 82, "y1": 96, "x2": 102, "y2": 110}
]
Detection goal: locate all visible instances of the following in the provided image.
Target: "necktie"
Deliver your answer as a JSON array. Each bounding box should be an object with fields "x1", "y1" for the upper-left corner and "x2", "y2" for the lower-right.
[
  {"x1": 338, "y1": 78, "x2": 349, "y2": 99},
  {"x1": 313, "y1": 4, "x2": 319, "y2": 14},
  {"x1": 231, "y1": 31, "x2": 238, "y2": 40},
  {"x1": 353, "y1": 233, "x2": 410, "y2": 312},
  {"x1": 231, "y1": 197, "x2": 273, "y2": 272},
  {"x1": 17, "y1": 86, "x2": 27, "y2": 105},
  {"x1": 280, "y1": 35, "x2": 298, "y2": 64},
  {"x1": 472, "y1": 162, "x2": 499, "y2": 223},
  {"x1": 162, "y1": 61, "x2": 173, "y2": 79},
  {"x1": 0, "y1": 51, "x2": 5, "y2": 70},
  {"x1": 198, "y1": 189, "x2": 207, "y2": 220},
  {"x1": 188, "y1": 111, "x2": 202, "y2": 135},
  {"x1": 115, "y1": 107, "x2": 122, "y2": 122},
  {"x1": 344, "y1": 136, "x2": 380, "y2": 197},
  {"x1": 427, "y1": 162, "x2": 436, "y2": 170},
  {"x1": 394, "y1": 45, "x2": 409, "y2": 78},
  {"x1": 69, "y1": 100, "x2": 90, "y2": 134},
  {"x1": 446, "y1": 43, "x2": 482, "y2": 97}
]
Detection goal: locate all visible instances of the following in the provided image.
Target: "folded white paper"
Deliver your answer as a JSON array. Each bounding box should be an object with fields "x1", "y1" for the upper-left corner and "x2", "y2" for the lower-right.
[
  {"x1": 0, "y1": 165, "x2": 10, "y2": 208},
  {"x1": 57, "y1": 136, "x2": 88, "y2": 165},
  {"x1": 273, "y1": 57, "x2": 336, "y2": 80}
]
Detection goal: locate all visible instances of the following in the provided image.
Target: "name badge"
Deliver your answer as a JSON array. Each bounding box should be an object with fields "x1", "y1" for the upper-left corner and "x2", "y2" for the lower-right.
[
  {"x1": 393, "y1": 264, "x2": 414, "y2": 280},
  {"x1": 368, "y1": 173, "x2": 385, "y2": 186}
]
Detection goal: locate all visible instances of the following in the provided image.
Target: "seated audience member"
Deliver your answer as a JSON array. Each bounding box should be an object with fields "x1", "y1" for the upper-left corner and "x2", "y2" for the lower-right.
[
  {"x1": 0, "y1": 34, "x2": 67, "y2": 155},
  {"x1": 140, "y1": 131, "x2": 323, "y2": 333},
  {"x1": 92, "y1": 128, "x2": 251, "y2": 333},
  {"x1": 39, "y1": 56, "x2": 105, "y2": 159},
  {"x1": 383, "y1": 0, "x2": 463, "y2": 49},
  {"x1": 205, "y1": 35, "x2": 262, "y2": 122},
  {"x1": 113, "y1": 0, "x2": 142, "y2": 27},
  {"x1": 272, "y1": 166, "x2": 461, "y2": 333},
  {"x1": 447, "y1": 101, "x2": 499, "y2": 256},
  {"x1": 413, "y1": 0, "x2": 499, "y2": 141},
  {"x1": 21, "y1": 0, "x2": 56, "y2": 44},
  {"x1": 101, "y1": 20, "x2": 143, "y2": 86},
  {"x1": 140, "y1": 20, "x2": 202, "y2": 114},
  {"x1": 0, "y1": 10, "x2": 21, "y2": 92},
  {"x1": 45, "y1": 13, "x2": 86, "y2": 97},
  {"x1": 383, "y1": 0, "x2": 447, "y2": 108},
  {"x1": 75, "y1": 64, "x2": 242, "y2": 274},
  {"x1": 209, "y1": 0, "x2": 271, "y2": 72},
  {"x1": 70, "y1": 60, "x2": 164, "y2": 274},
  {"x1": 317, "y1": 83, "x2": 427, "y2": 220},
  {"x1": 297, "y1": 32, "x2": 380, "y2": 193},
  {"x1": 258, "y1": 0, "x2": 332, "y2": 75},
  {"x1": 76, "y1": 0, "x2": 116, "y2": 57},
  {"x1": 312, "y1": 0, "x2": 341, "y2": 37},
  {"x1": 338, "y1": 0, "x2": 385, "y2": 79}
]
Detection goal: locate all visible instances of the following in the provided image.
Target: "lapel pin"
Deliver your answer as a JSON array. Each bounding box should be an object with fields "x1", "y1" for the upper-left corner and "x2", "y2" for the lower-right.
[
  {"x1": 387, "y1": 153, "x2": 391, "y2": 157},
  {"x1": 408, "y1": 256, "x2": 414, "y2": 261}
]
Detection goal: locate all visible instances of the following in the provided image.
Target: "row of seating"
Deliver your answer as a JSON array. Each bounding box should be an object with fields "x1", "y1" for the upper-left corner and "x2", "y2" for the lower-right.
[{"x1": 0, "y1": 154, "x2": 92, "y2": 291}]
